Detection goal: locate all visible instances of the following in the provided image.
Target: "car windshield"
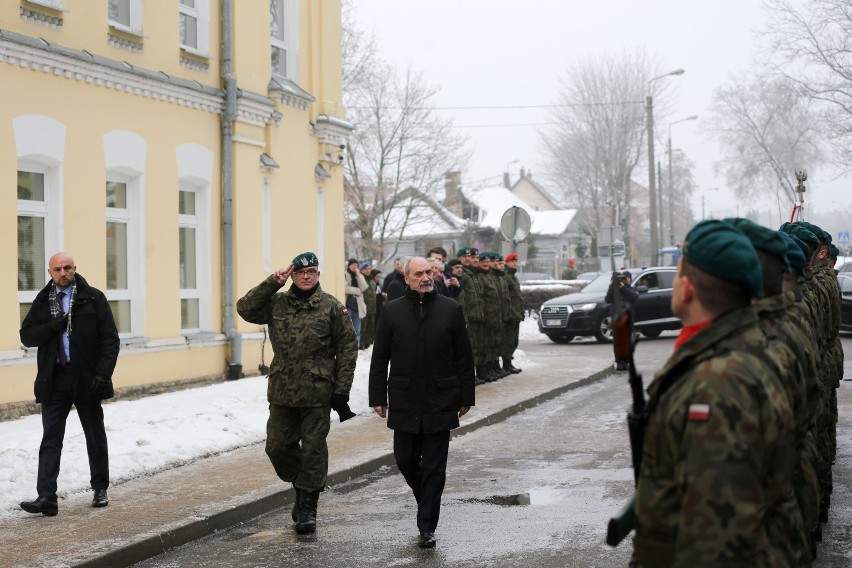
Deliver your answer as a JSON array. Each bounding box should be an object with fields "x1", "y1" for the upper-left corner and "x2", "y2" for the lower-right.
[{"x1": 582, "y1": 272, "x2": 617, "y2": 294}]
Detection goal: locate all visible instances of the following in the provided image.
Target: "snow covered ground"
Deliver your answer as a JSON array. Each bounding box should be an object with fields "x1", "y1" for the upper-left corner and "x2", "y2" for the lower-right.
[{"x1": 0, "y1": 316, "x2": 544, "y2": 519}]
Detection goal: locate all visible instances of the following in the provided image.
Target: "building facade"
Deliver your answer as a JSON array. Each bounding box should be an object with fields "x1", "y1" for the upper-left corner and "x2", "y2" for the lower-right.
[{"x1": 2, "y1": 0, "x2": 350, "y2": 413}]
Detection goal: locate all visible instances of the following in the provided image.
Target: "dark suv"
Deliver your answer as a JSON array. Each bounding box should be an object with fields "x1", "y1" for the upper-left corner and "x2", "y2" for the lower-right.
[{"x1": 538, "y1": 267, "x2": 681, "y2": 343}]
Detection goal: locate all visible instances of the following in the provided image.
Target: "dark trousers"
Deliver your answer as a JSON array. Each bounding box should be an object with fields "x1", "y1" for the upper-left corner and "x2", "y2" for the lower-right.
[
  {"x1": 37, "y1": 367, "x2": 109, "y2": 501},
  {"x1": 393, "y1": 429, "x2": 450, "y2": 533}
]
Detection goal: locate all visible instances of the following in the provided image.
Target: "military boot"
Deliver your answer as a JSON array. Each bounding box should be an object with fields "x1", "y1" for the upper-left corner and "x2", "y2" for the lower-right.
[
  {"x1": 503, "y1": 357, "x2": 521, "y2": 374},
  {"x1": 474, "y1": 366, "x2": 486, "y2": 385},
  {"x1": 491, "y1": 360, "x2": 509, "y2": 378},
  {"x1": 291, "y1": 484, "x2": 303, "y2": 523},
  {"x1": 296, "y1": 490, "x2": 320, "y2": 534}
]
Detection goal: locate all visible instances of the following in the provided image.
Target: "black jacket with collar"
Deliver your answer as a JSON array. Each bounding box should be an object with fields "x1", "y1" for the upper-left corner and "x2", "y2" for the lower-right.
[
  {"x1": 368, "y1": 287, "x2": 475, "y2": 433},
  {"x1": 20, "y1": 273, "x2": 120, "y2": 403}
]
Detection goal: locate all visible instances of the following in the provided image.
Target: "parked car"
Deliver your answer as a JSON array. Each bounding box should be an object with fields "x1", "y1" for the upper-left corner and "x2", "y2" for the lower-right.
[
  {"x1": 840, "y1": 274, "x2": 852, "y2": 333},
  {"x1": 538, "y1": 267, "x2": 681, "y2": 343},
  {"x1": 837, "y1": 261, "x2": 852, "y2": 275},
  {"x1": 575, "y1": 271, "x2": 600, "y2": 283},
  {"x1": 517, "y1": 272, "x2": 555, "y2": 283}
]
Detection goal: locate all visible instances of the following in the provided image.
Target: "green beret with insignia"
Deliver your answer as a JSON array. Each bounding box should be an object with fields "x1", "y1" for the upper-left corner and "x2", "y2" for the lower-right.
[
  {"x1": 478, "y1": 252, "x2": 490, "y2": 261},
  {"x1": 292, "y1": 251, "x2": 319, "y2": 269},
  {"x1": 780, "y1": 232, "x2": 806, "y2": 274},
  {"x1": 830, "y1": 244, "x2": 839, "y2": 258},
  {"x1": 790, "y1": 226, "x2": 818, "y2": 255},
  {"x1": 456, "y1": 246, "x2": 469, "y2": 256},
  {"x1": 797, "y1": 221, "x2": 829, "y2": 244},
  {"x1": 489, "y1": 252, "x2": 501, "y2": 261},
  {"x1": 682, "y1": 219, "x2": 764, "y2": 298},
  {"x1": 723, "y1": 217, "x2": 790, "y2": 273}
]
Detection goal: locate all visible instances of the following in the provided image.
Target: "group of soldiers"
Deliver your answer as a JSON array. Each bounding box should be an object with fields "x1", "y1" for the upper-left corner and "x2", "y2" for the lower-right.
[
  {"x1": 630, "y1": 218, "x2": 844, "y2": 566},
  {"x1": 422, "y1": 246, "x2": 526, "y2": 385}
]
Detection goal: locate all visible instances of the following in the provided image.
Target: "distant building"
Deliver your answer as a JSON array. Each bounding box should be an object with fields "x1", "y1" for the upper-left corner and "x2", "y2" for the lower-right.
[{"x1": 1, "y1": 0, "x2": 349, "y2": 413}]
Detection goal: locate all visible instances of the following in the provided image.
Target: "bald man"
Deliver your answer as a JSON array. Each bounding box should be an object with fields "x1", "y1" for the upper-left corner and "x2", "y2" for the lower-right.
[{"x1": 19, "y1": 252, "x2": 120, "y2": 516}]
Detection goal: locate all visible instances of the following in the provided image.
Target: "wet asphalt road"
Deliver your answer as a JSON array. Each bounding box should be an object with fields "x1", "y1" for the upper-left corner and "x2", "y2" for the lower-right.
[{"x1": 134, "y1": 334, "x2": 852, "y2": 568}]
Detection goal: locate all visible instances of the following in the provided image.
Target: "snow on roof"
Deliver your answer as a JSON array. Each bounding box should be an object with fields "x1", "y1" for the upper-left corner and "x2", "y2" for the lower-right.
[
  {"x1": 467, "y1": 185, "x2": 577, "y2": 236},
  {"x1": 381, "y1": 188, "x2": 466, "y2": 237}
]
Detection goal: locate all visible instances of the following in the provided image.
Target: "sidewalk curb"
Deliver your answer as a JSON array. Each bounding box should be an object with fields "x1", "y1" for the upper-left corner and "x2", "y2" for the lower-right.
[{"x1": 74, "y1": 366, "x2": 614, "y2": 568}]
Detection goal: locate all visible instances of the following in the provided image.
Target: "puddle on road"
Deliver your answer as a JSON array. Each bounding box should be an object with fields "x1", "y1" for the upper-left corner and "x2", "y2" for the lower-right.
[{"x1": 462, "y1": 488, "x2": 569, "y2": 506}]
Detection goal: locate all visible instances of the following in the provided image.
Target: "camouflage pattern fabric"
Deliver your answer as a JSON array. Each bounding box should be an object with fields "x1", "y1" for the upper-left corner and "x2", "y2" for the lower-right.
[
  {"x1": 634, "y1": 306, "x2": 804, "y2": 567},
  {"x1": 503, "y1": 267, "x2": 526, "y2": 322},
  {"x1": 265, "y1": 405, "x2": 331, "y2": 491},
  {"x1": 236, "y1": 276, "x2": 358, "y2": 406},
  {"x1": 460, "y1": 267, "x2": 484, "y2": 323}
]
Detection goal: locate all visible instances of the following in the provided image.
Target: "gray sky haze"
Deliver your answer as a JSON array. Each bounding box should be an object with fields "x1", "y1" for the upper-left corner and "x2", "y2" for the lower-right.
[{"x1": 353, "y1": 0, "x2": 852, "y2": 229}]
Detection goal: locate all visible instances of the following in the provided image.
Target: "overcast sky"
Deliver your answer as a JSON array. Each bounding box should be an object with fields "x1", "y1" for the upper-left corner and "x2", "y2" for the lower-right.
[{"x1": 352, "y1": 0, "x2": 852, "y2": 225}]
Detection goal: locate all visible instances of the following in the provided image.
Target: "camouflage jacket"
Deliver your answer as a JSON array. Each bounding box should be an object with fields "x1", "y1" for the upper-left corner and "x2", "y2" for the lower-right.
[
  {"x1": 236, "y1": 276, "x2": 357, "y2": 407},
  {"x1": 504, "y1": 268, "x2": 526, "y2": 322},
  {"x1": 473, "y1": 267, "x2": 501, "y2": 327},
  {"x1": 491, "y1": 269, "x2": 513, "y2": 322},
  {"x1": 460, "y1": 266, "x2": 484, "y2": 323},
  {"x1": 634, "y1": 306, "x2": 803, "y2": 567}
]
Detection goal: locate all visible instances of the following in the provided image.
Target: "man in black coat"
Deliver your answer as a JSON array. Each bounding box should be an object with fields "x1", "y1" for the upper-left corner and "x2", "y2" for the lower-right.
[
  {"x1": 369, "y1": 256, "x2": 475, "y2": 549},
  {"x1": 19, "y1": 252, "x2": 120, "y2": 516},
  {"x1": 384, "y1": 257, "x2": 407, "y2": 302}
]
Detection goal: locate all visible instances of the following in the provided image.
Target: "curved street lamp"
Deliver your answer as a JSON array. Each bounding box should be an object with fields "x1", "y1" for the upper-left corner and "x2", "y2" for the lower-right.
[
  {"x1": 667, "y1": 115, "x2": 698, "y2": 245},
  {"x1": 646, "y1": 68, "x2": 685, "y2": 264}
]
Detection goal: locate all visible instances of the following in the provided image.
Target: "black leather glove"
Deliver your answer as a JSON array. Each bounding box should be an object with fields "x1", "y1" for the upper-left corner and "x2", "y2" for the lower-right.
[
  {"x1": 91, "y1": 375, "x2": 114, "y2": 400},
  {"x1": 48, "y1": 313, "x2": 68, "y2": 334},
  {"x1": 331, "y1": 393, "x2": 355, "y2": 423}
]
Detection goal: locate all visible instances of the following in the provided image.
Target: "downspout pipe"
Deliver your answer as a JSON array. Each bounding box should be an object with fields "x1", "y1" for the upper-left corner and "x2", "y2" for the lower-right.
[{"x1": 221, "y1": 0, "x2": 242, "y2": 380}]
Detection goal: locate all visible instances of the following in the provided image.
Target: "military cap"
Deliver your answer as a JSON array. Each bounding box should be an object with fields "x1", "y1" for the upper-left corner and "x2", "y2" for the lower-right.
[
  {"x1": 505, "y1": 253, "x2": 518, "y2": 261},
  {"x1": 478, "y1": 251, "x2": 490, "y2": 261},
  {"x1": 489, "y1": 252, "x2": 501, "y2": 261},
  {"x1": 456, "y1": 246, "x2": 469, "y2": 256},
  {"x1": 778, "y1": 222, "x2": 793, "y2": 234},
  {"x1": 779, "y1": 232, "x2": 807, "y2": 274},
  {"x1": 830, "y1": 244, "x2": 840, "y2": 258},
  {"x1": 723, "y1": 217, "x2": 790, "y2": 273},
  {"x1": 469, "y1": 247, "x2": 479, "y2": 256},
  {"x1": 447, "y1": 258, "x2": 462, "y2": 267},
  {"x1": 796, "y1": 221, "x2": 829, "y2": 244},
  {"x1": 293, "y1": 252, "x2": 319, "y2": 268},
  {"x1": 682, "y1": 219, "x2": 764, "y2": 298},
  {"x1": 790, "y1": 226, "x2": 819, "y2": 254},
  {"x1": 789, "y1": 233, "x2": 810, "y2": 260}
]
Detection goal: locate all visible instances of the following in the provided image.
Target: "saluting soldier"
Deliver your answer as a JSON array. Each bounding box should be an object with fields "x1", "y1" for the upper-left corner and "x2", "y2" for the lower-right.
[
  {"x1": 236, "y1": 252, "x2": 357, "y2": 535},
  {"x1": 634, "y1": 220, "x2": 801, "y2": 566}
]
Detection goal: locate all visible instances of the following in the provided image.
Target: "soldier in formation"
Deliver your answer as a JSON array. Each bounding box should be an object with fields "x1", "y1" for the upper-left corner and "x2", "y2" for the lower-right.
[{"x1": 631, "y1": 218, "x2": 843, "y2": 566}]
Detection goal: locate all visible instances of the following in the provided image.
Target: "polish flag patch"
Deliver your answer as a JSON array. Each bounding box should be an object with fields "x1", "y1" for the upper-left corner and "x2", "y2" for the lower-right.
[
  {"x1": 687, "y1": 403, "x2": 710, "y2": 421},
  {"x1": 342, "y1": 308, "x2": 349, "y2": 315}
]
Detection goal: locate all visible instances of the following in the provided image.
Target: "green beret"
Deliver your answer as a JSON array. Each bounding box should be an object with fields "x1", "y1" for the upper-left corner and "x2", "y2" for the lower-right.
[
  {"x1": 789, "y1": 234, "x2": 809, "y2": 260},
  {"x1": 292, "y1": 251, "x2": 319, "y2": 269},
  {"x1": 778, "y1": 222, "x2": 793, "y2": 234},
  {"x1": 478, "y1": 252, "x2": 490, "y2": 261},
  {"x1": 723, "y1": 218, "x2": 790, "y2": 273},
  {"x1": 456, "y1": 247, "x2": 469, "y2": 256},
  {"x1": 682, "y1": 219, "x2": 763, "y2": 298},
  {"x1": 830, "y1": 244, "x2": 840, "y2": 258},
  {"x1": 780, "y1": 232, "x2": 806, "y2": 274},
  {"x1": 489, "y1": 252, "x2": 501, "y2": 261},
  {"x1": 796, "y1": 221, "x2": 828, "y2": 244},
  {"x1": 821, "y1": 230, "x2": 832, "y2": 245},
  {"x1": 791, "y1": 226, "x2": 818, "y2": 254}
]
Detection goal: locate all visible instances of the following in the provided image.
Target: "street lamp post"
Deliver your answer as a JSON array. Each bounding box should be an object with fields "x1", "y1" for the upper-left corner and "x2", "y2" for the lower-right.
[
  {"x1": 701, "y1": 187, "x2": 719, "y2": 219},
  {"x1": 647, "y1": 68, "x2": 684, "y2": 265},
  {"x1": 667, "y1": 115, "x2": 698, "y2": 245},
  {"x1": 504, "y1": 159, "x2": 520, "y2": 188}
]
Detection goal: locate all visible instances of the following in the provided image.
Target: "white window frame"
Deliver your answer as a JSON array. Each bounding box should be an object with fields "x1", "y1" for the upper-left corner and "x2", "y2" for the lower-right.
[
  {"x1": 270, "y1": 0, "x2": 299, "y2": 80},
  {"x1": 108, "y1": 0, "x2": 144, "y2": 36},
  {"x1": 17, "y1": 162, "x2": 62, "y2": 309},
  {"x1": 178, "y1": 183, "x2": 211, "y2": 333},
  {"x1": 179, "y1": 0, "x2": 210, "y2": 57},
  {"x1": 105, "y1": 173, "x2": 144, "y2": 338}
]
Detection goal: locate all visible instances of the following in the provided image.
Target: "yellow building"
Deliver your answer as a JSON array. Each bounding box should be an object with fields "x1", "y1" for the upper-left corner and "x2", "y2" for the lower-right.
[{"x1": 1, "y1": 0, "x2": 351, "y2": 415}]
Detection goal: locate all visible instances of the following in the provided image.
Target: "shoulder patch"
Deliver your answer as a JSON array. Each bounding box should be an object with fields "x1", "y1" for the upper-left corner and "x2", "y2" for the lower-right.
[
  {"x1": 342, "y1": 308, "x2": 349, "y2": 315},
  {"x1": 687, "y1": 403, "x2": 710, "y2": 421}
]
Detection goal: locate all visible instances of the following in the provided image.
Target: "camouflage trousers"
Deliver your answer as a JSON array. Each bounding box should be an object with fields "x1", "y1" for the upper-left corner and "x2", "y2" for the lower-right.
[
  {"x1": 266, "y1": 404, "x2": 331, "y2": 492},
  {"x1": 468, "y1": 322, "x2": 487, "y2": 365},
  {"x1": 501, "y1": 321, "x2": 519, "y2": 361}
]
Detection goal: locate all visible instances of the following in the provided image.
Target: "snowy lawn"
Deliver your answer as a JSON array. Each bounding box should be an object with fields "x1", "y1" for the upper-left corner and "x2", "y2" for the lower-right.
[{"x1": 0, "y1": 316, "x2": 541, "y2": 519}]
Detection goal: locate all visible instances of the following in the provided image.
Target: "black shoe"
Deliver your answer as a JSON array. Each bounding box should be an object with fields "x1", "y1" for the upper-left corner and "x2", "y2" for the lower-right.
[
  {"x1": 291, "y1": 485, "x2": 303, "y2": 523},
  {"x1": 20, "y1": 497, "x2": 58, "y2": 516},
  {"x1": 296, "y1": 490, "x2": 320, "y2": 534},
  {"x1": 92, "y1": 489, "x2": 109, "y2": 508},
  {"x1": 418, "y1": 531, "x2": 436, "y2": 548}
]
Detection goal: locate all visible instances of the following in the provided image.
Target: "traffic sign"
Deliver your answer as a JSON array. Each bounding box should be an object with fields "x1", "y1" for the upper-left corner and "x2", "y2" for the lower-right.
[
  {"x1": 838, "y1": 231, "x2": 850, "y2": 244},
  {"x1": 500, "y1": 206, "x2": 531, "y2": 242}
]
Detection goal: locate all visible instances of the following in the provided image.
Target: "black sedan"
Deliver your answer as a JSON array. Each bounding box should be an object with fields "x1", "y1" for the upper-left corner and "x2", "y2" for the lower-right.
[
  {"x1": 840, "y1": 274, "x2": 852, "y2": 333},
  {"x1": 538, "y1": 267, "x2": 681, "y2": 343}
]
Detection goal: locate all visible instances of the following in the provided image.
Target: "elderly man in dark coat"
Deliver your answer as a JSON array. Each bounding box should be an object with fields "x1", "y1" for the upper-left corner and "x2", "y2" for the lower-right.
[{"x1": 369, "y1": 256, "x2": 475, "y2": 549}]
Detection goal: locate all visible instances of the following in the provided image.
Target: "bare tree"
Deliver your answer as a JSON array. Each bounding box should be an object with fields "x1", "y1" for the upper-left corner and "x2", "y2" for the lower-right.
[
  {"x1": 542, "y1": 49, "x2": 672, "y2": 260},
  {"x1": 703, "y1": 71, "x2": 822, "y2": 221},
  {"x1": 763, "y1": 0, "x2": 852, "y2": 169},
  {"x1": 341, "y1": 5, "x2": 469, "y2": 263}
]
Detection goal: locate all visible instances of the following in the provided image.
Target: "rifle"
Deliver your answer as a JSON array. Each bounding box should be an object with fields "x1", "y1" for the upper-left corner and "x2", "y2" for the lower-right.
[{"x1": 606, "y1": 308, "x2": 646, "y2": 547}]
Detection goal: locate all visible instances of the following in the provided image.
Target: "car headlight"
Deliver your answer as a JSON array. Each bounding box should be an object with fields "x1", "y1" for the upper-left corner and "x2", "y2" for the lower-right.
[{"x1": 572, "y1": 303, "x2": 597, "y2": 311}]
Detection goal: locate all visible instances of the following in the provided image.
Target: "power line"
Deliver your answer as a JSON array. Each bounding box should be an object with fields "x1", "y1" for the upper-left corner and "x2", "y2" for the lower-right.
[{"x1": 347, "y1": 100, "x2": 644, "y2": 111}]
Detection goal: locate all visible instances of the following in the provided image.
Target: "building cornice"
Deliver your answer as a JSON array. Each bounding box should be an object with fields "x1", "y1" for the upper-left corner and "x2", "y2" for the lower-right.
[{"x1": 0, "y1": 30, "x2": 279, "y2": 127}]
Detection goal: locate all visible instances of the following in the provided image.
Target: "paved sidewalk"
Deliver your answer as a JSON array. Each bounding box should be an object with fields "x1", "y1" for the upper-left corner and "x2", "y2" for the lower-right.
[{"x1": 0, "y1": 355, "x2": 613, "y2": 568}]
